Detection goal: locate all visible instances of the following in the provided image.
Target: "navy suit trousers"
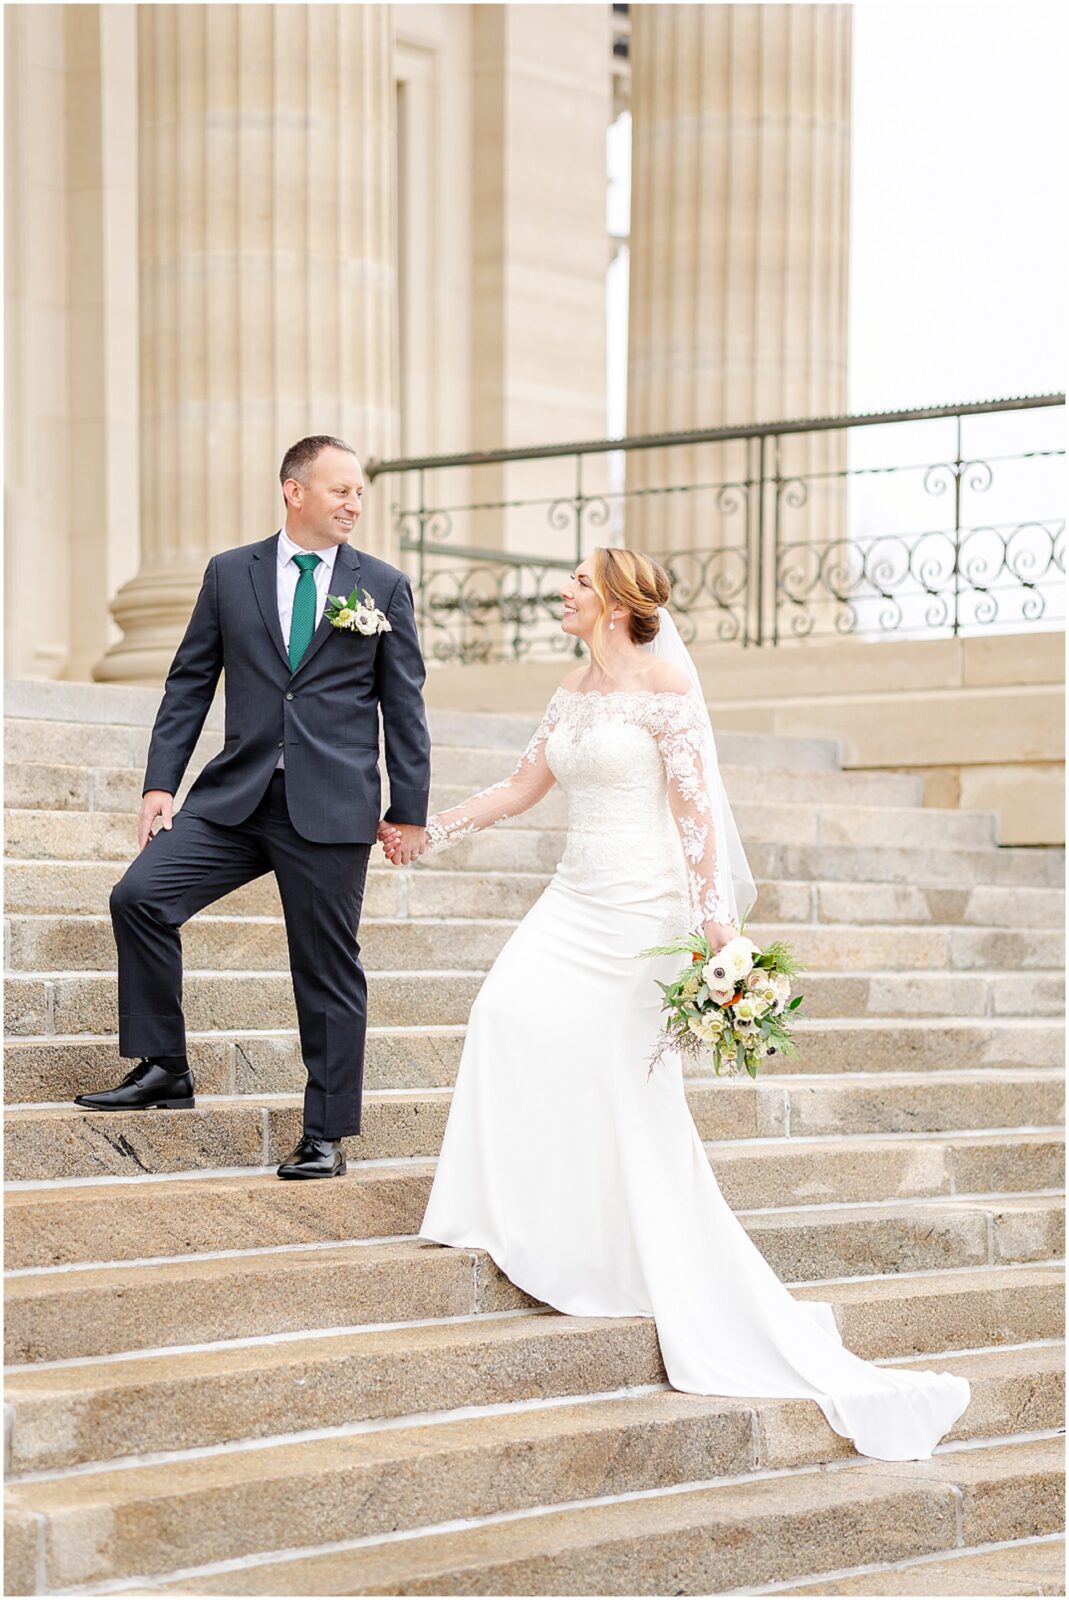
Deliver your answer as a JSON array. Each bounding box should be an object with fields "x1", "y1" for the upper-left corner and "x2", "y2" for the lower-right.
[{"x1": 109, "y1": 771, "x2": 372, "y2": 1138}]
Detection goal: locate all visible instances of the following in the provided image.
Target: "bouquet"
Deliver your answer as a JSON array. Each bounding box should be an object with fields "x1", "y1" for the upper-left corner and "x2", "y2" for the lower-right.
[{"x1": 638, "y1": 929, "x2": 805, "y2": 1080}]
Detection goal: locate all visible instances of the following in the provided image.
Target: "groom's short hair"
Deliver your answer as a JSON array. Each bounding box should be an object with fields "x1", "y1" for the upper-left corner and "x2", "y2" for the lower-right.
[{"x1": 279, "y1": 435, "x2": 357, "y2": 490}]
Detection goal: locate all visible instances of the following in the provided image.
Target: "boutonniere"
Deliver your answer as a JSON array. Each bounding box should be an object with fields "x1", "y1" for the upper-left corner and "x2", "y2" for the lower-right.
[{"x1": 325, "y1": 587, "x2": 393, "y2": 636}]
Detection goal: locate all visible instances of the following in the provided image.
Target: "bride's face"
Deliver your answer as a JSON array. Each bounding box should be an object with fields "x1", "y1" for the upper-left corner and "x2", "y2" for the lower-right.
[{"x1": 560, "y1": 560, "x2": 610, "y2": 640}]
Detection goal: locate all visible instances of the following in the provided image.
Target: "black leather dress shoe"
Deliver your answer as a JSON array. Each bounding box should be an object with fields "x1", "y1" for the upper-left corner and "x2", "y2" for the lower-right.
[
  {"x1": 276, "y1": 1134, "x2": 347, "y2": 1179},
  {"x1": 74, "y1": 1058, "x2": 195, "y2": 1111}
]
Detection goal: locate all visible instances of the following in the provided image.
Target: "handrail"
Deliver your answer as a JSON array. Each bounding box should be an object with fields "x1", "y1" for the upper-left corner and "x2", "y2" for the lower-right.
[
  {"x1": 366, "y1": 393, "x2": 1065, "y2": 478},
  {"x1": 371, "y1": 394, "x2": 1065, "y2": 660}
]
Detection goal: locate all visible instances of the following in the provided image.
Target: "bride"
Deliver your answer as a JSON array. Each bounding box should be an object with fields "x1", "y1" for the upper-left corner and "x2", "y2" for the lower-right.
[{"x1": 378, "y1": 546, "x2": 971, "y2": 1462}]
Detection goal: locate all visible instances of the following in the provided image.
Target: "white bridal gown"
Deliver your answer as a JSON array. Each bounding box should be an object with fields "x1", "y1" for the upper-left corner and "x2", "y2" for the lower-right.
[{"x1": 418, "y1": 683, "x2": 971, "y2": 1461}]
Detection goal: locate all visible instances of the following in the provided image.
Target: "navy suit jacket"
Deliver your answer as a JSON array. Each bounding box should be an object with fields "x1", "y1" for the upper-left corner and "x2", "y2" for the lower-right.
[{"x1": 142, "y1": 534, "x2": 432, "y2": 844}]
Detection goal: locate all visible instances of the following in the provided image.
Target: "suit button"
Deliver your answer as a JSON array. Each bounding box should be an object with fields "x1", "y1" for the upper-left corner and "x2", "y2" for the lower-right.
[
  {"x1": 285, "y1": 692, "x2": 294, "y2": 701},
  {"x1": 277, "y1": 741, "x2": 284, "y2": 748}
]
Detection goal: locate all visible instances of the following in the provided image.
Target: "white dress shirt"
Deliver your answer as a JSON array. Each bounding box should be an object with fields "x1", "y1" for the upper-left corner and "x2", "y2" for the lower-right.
[
  {"x1": 276, "y1": 527, "x2": 340, "y2": 644},
  {"x1": 275, "y1": 528, "x2": 341, "y2": 769}
]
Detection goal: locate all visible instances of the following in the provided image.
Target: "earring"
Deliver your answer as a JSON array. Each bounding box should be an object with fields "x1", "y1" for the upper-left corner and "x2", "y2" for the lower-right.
[{"x1": 609, "y1": 616, "x2": 616, "y2": 630}]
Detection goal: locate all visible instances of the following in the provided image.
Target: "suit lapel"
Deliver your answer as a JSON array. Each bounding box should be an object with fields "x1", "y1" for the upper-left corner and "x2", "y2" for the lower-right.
[
  {"x1": 250, "y1": 533, "x2": 292, "y2": 671},
  {"x1": 289, "y1": 542, "x2": 362, "y2": 680}
]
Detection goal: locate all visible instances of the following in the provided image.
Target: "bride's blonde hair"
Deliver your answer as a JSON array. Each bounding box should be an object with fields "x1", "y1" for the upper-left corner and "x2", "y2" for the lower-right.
[{"x1": 587, "y1": 546, "x2": 671, "y2": 669}]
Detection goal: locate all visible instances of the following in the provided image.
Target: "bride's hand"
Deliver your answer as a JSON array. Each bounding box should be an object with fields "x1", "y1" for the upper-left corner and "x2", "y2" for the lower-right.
[{"x1": 704, "y1": 922, "x2": 737, "y2": 955}]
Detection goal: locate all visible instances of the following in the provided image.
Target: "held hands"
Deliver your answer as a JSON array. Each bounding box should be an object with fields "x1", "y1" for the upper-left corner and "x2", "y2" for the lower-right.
[
  {"x1": 138, "y1": 790, "x2": 174, "y2": 850},
  {"x1": 377, "y1": 820, "x2": 429, "y2": 866}
]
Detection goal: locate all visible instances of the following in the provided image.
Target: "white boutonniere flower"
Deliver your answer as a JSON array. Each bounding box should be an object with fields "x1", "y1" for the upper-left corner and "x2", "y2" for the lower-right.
[{"x1": 325, "y1": 587, "x2": 393, "y2": 636}]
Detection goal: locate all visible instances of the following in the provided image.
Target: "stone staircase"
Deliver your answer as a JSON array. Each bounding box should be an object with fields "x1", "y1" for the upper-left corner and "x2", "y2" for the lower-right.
[{"x1": 3, "y1": 680, "x2": 1065, "y2": 1597}]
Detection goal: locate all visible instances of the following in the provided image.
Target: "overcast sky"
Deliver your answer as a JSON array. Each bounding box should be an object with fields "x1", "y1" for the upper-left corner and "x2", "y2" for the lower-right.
[
  {"x1": 844, "y1": 0, "x2": 1063, "y2": 603},
  {"x1": 608, "y1": 1, "x2": 1065, "y2": 426},
  {"x1": 848, "y1": 0, "x2": 1065, "y2": 413}
]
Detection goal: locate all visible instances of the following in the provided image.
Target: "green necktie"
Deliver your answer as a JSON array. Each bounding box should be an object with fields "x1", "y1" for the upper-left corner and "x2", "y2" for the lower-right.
[{"x1": 288, "y1": 551, "x2": 321, "y2": 671}]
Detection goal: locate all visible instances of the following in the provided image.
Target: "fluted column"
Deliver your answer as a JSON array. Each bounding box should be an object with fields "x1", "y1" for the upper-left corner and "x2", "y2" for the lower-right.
[
  {"x1": 96, "y1": 3, "x2": 398, "y2": 684},
  {"x1": 625, "y1": 4, "x2": 851, "y2": 570}
]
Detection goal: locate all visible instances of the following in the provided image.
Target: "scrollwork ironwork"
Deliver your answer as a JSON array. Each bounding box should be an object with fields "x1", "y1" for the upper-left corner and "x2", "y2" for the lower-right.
[{"x1": 386, "y1": 401, "x2": 1063, "y2": 658}]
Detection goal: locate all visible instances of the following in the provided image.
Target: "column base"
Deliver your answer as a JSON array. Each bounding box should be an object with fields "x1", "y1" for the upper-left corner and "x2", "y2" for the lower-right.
[{"x1": 92, "y1": 565, "x2": 205, "y2": 687}]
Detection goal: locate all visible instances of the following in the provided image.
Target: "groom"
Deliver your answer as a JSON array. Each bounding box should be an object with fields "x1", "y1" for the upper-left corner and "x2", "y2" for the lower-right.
[{"x1": 75, "y1": 436, "x2": 431, "y2": 1178}]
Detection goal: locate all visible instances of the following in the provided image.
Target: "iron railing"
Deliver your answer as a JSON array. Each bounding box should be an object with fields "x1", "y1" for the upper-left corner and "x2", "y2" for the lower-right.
[{"x1": 366, "y1": 394, "x2": 1065, "y2": 663}]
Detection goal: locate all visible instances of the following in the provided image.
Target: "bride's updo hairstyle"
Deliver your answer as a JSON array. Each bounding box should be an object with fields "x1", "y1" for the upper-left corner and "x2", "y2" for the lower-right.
[{"x1": 588, "y1": 546, "x2": 671, "y2": 669}]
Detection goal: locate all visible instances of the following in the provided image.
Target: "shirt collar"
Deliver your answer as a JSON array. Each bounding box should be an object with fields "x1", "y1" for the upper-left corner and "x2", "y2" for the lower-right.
[{"x1": 277, "y1": 528, "x2": 338, "y2": 570}]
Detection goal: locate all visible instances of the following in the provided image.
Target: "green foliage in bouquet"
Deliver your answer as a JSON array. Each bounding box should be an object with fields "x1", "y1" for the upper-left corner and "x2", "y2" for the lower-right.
[{"x1": 637, "y1": 925, "x2": 806, "y2": 1081}]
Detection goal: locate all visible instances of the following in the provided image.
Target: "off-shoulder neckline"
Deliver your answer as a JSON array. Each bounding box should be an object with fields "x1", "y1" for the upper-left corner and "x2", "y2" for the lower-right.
[{"x1": 553, "y1": 683, "x2": 697, "y2": 701}]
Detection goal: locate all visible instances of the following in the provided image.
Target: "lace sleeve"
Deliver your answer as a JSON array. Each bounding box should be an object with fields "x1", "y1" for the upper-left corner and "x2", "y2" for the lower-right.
[
  {"x1": 653, "y1": 688, "x2": 738, "y2": 933},
  {"x1": 424, "y1": 689, "x2": 564, "y2": 854}
]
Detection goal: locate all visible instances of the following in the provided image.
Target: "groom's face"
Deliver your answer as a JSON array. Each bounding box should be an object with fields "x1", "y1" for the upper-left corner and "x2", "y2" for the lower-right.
[{"x1": 286, "y1": 447, "x2": 365, "y2": 547}]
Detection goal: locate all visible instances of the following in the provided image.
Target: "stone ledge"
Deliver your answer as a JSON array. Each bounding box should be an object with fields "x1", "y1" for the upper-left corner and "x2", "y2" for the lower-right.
[
  {"x1": 3, "y1": 1363, "x2": 1062, "y2": 1591},
  {"x1": 137, "y1": 1435, "x2": 1064, "y2": 1596}
]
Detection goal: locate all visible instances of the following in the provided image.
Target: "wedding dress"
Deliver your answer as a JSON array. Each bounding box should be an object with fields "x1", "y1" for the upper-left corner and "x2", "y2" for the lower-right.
[{"x1": 417, "y1": 681, "x2": 972, "y2": 1461}]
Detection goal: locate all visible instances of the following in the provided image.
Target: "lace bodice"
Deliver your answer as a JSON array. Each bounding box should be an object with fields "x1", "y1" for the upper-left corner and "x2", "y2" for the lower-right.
[{"x1": 425, "y1": 684, "x2": 737, "y2": 933}]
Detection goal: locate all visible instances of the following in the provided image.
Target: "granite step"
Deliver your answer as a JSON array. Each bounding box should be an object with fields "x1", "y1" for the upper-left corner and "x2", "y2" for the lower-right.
[
  {"x1": 3, "y1": 1081, "x2": 1064, "y2": 1184},
  {"x1": 768, "y1": 840, "x2": 1064, "y2": 890},
  {"x1": 7, "y1": 693, "x2": 572, "y2": 758},
  {"x1": 4, "y1": 1165, "x2": 441, "y2": 1271},
  {"x1": 5, "y1": 1035, "x2": 1061, "y2": 1131},
  {"x1": 5, "y1": 968, "x2": 496, "y2": 1037},
  {"x1": 3, "y1": 1025, "x2": 471, "y2": 1100},
  {"x1": 3, "y1": 913, "x2": 517, "y2": 977},
  {"x1": 5, "y1": 1197, "x2": 1063, "y2": 1364},
  {"x1": 4, "y1": 1268, "x2": 1062, "y2": 1473},
  {"x1": 777, "y1": 1533, "x2": 1066, "y2": 1595},
  {"x1": 0, "y1": 797, "x2": 1005, "y2": 864},
  {"x1": 8, "y1": 681, "x2": 551, "y2": 739},
  {"x1": 421, "y1": 784, "x2": 993, "y2": 847},
  {"x1": 810, "y1": 879, "x2": 1066, "y2": 929},
  {"x1": 4, "y1": 817, "x2": 1062, "y2": 892},
  {"x1": 5, "y1": 1016, "x2": 1063, "y2": 1105},
  {"x1": 2, "y1": 860, "x2": 531, "y2": 920},
  {"x1": 120, "y1": 1436, "x2": 1064, "y2": 1597},
  {"x1": 4, "y1": 1236, "x2": 535, "y2": 1365},
  {"x1": 424, "y1": 797, "x2": 1003, "y2": 853},
  {"x1": 5, "y1": 717, "x2": 216, "y2": 772},
  {"x1": 774, "y1": 1018, "x2": 1065, "y2": 1075},
  {"x1": 5, "y1": 1133, "x2": 1063, "y2": 1269},
  {"x1": 7, "y1": 966, "x2": 1061, "y2": 1043},
  {"x1": 4, "y1": 698, "x2": 844, "y2": 774},
  {"x1": 3, "y1": 757, "x2": 927, "y2": 814},
  {"x1": 0, "y1": 752, "x2": 568, "y2": 811},
  {"x1": 7, "y1": 911, "x2": 1061, "y2": 977},
  {"x1": 6, "y1": 859, "x2": 1063, "y2": 928},
  {"x1": 1, "y1": 678, "x2": 838, "y2": 762},
  {"x1": 429, "y1": 832, "x2": 1065, "y2": 886},
  {"x1": 2, "y1": 1351, "x2": 1061, "y2": 1592}
]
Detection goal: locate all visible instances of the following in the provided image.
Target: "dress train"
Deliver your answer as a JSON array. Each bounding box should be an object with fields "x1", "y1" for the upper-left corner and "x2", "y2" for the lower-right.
[{"x1": 418, "y1": 685, "x2": 972, "y2": 1461}]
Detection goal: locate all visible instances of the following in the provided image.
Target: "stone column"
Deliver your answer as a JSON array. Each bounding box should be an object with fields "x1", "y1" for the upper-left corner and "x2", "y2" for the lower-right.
[
  {"x1": 624, "y1": 3, "x2": 851, "y2": 591},
  {"x1": 95, "y1": 3, "x2": 398, "y2": 684},
  {"x1": 5, "y1": 4, "x2": 72, "y2": 681},
  {"x1": 468, "y1": 4, "x2": 611, "y2": 559}
]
